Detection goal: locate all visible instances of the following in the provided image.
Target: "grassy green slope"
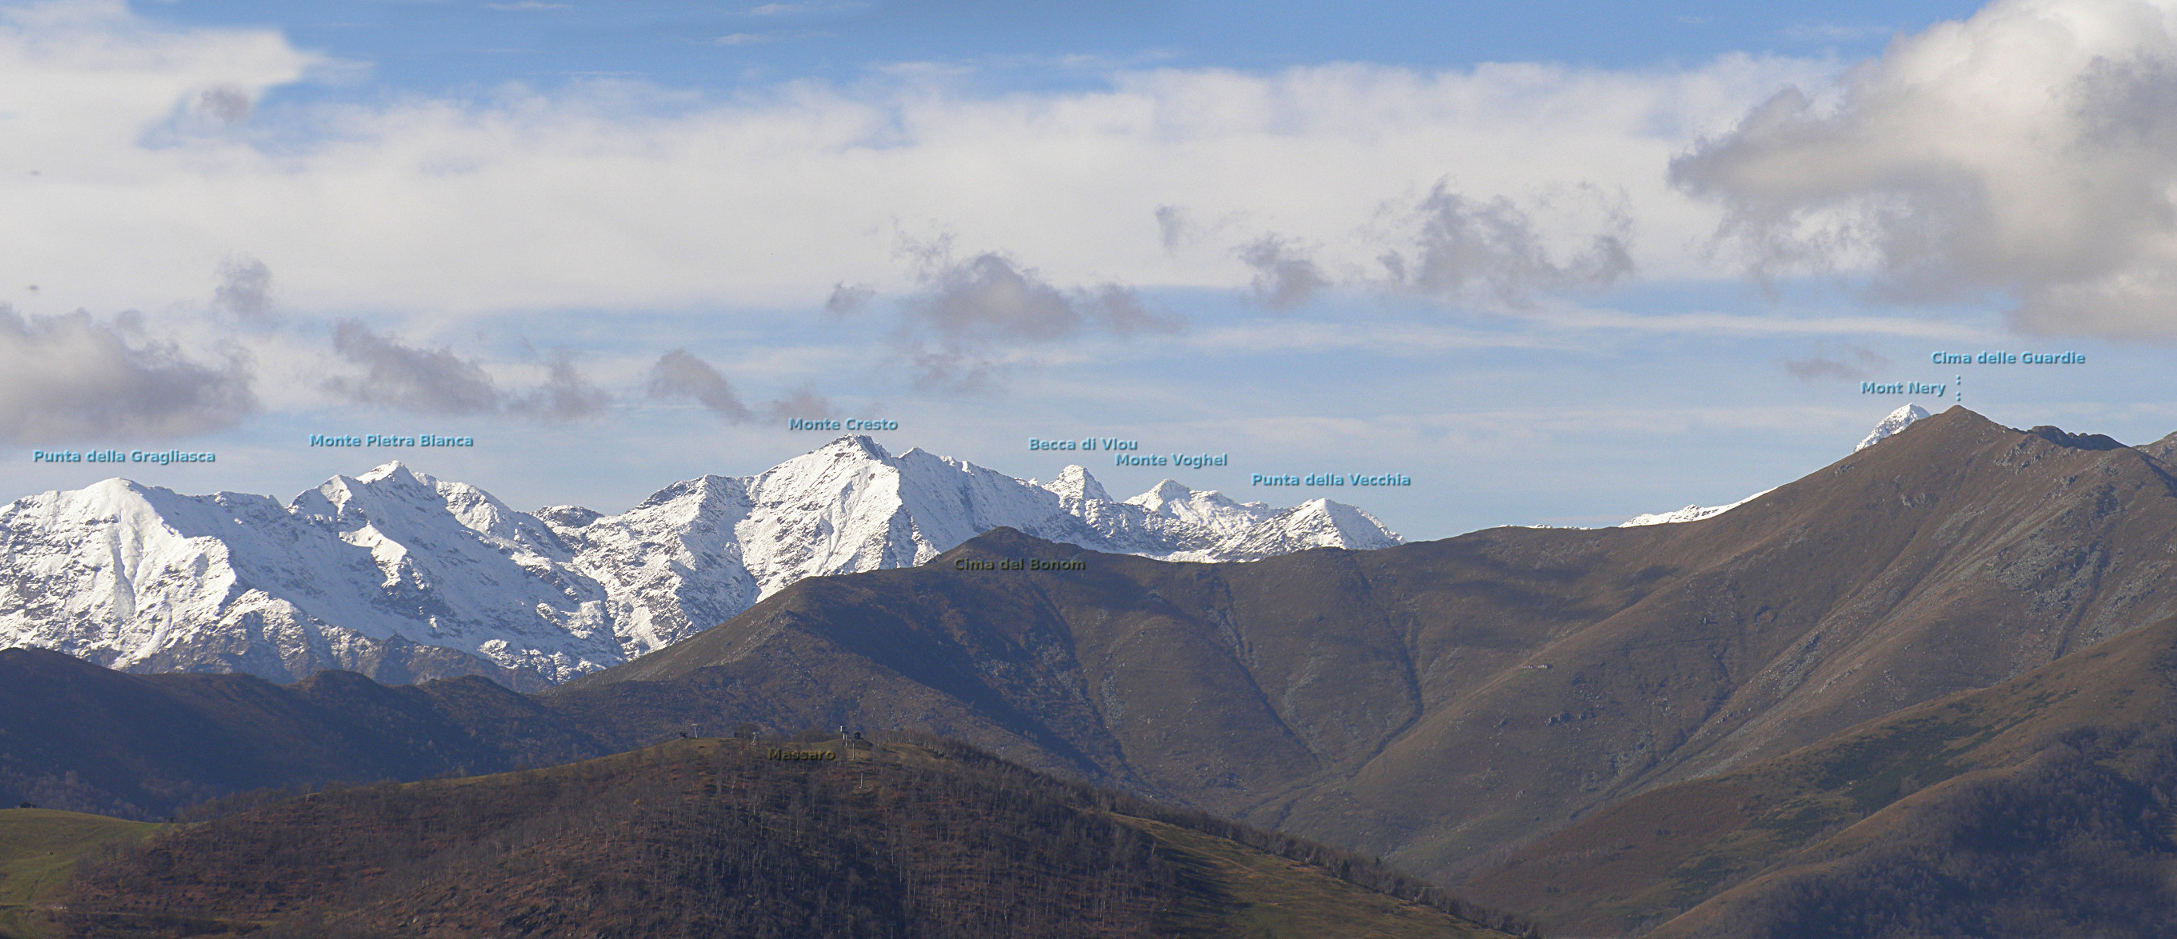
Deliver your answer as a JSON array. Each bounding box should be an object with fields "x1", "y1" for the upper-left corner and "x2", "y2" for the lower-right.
[{"x1": 0, "y1": 809, "x2": 159, "y2": 939}]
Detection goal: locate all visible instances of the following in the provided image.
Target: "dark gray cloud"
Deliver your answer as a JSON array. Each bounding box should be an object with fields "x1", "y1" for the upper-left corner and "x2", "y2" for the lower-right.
[
  {"x1": 1238, "y1": 234, "x2": 1330, "y2": 311},
  {"x1": 213, "y1": 256, "x2": 272, "y2": 320},
  {"x1": 906, "y1": 348, "x2": 996, "y2": 394},
  {"x1": 645, "y1": 348, "x2": 833, "y2": 422},
  {"x1": 765, "y1": 386, "x2": 834, "y2": 419},
  {"x1": 510, "y1": 356, "x2": 613, "y2": 421},
  {"x1": 824, "y1": 282, "x2": 874, "y2": 316},
  {"x1": 1155, "y1": 204, "x2": 1190, "y2": 253},
  {"x1": 326, "y1": 323, "x2": 617, "y2": 420},
  {"x1": 896, "y1": 251, "x2": 1175, "y2": 391},
  {"x1": 882, "y1": 234, "x2": 1177, "y2": 392},
  {"x1": 646, "y1": 348, "x2": 751, "y2": 420},
  {"x1": 195, "y1": 86, "x2": 252, "y2": 124},
  {"x1": 325, "y1": 321, "x2": 502, "y2": 415},
  {"x1": 1667, "y1": 0, "x2": 2177, "y2": 338},
  {"x1": 905, "y1": 252, "x2": 1175, "y2": 340},
  {"x1": 0, "y1": 305, "x2": 256, "y2": 441},
  {"x1": 1783, "y1": 346, "x2": 1891, "y2": 381},
  {"x1": 1078, "y1": 284, "x2": 1168, "y2": 334},
  {"x1": 1379, "y1": 183, "x2": 1633, "y2": 308}
]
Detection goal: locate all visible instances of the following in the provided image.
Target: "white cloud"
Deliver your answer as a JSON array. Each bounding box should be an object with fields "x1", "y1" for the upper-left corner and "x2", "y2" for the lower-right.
[
  {"x1": 745, "y1": 0, "x2": 867, "y2": 16},
  {"x1": 1779, "y1": 20, "x2": 1894, "y2": 42},
  {"x1": 1675, "y1": 0, "x2": 2177, "y2": 338},
  {"x1": 0, "y1": 1, "x2": 1834, "y2": 323},
  {"x1": 1541, "y1": 307, "x2": 1995, "y2": 341}
]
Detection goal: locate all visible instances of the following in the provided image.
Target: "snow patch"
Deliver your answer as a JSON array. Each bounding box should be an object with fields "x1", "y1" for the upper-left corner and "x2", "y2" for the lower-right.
[{"x1": 1856, "y1": 404, "x2": 1930, "y2": 452}]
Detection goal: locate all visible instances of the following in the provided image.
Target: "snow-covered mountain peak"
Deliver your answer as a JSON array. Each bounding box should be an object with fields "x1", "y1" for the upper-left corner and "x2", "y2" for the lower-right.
[
  {"x1": 749, "y1": 438, "x2": 896, "y2": 500},
  {"x1": 747, "y1": 435, "x2": 902, "y2": 504},
  {"x1": 1856, "y1": 404, "x2": 1931, "y2": 451},
  {"x1": 303, "y1": 462, "x2": 435, "y2": 513},
  {"x1": 71, "y1": 476, "x2": 155, "y2": 511},
  {"x1": 1123, "y1": 480, "x2": 1269, "y2": 541},
  {"x1": 1292, "y1": 498, "x2": 1402, "y2": 545},
  {"x1": 1204, "y1": 498, "x2": 1401, "y2": 560},
  {"x1": 294, "y1": 462, "x2": 556, "y2": 555},
  {"x1": 1128, "y1": 479, "x2": 1193, "y2": 513},
  {"x1": 354, "y1": 460, "x2": 415, "y2": 484},
  {"x1": 1041, "y1": 465, "x2": 1112, "y2": 506},
  {"x1": 821, "y1": 434, "x2": 894, "y2": 462},
  {"x1": 20, "y1": 479, "x2": 192, "y2": 540},
  {"x1": 628, "y1": 474, "x2": 745, "y2": 512}
]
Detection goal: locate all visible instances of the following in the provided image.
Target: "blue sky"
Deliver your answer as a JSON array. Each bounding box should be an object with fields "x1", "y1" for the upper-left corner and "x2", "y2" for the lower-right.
[
  {"x1": 164, "y1": 2, "x2": 1976, "y2": 87},
  {"x1": 3, "y1": 0, "x2": 2173, "y2": 539}
]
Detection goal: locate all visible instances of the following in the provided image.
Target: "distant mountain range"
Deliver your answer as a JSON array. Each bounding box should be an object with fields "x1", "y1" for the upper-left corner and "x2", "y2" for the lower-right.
[
  {"x1": 9, "y1": 406, "x2": 2177, "y2": 934},
  {"x1": 0, "y1": 437, "x2": 1397, "y2": 686},
  {"x1": 567, "y1": 408, "x2": 2177, "y2": 892}
]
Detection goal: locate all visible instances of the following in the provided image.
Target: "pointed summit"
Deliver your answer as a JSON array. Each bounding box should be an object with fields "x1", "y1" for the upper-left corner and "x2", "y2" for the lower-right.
[
  {"x1": 1128, "y1": 479, "x2": 1193, "y2": 513},
  {"x1": 300, "y1": 461, "x2": 433, "y2": 516},
  {"x1": 1856, "y1": 403, "x2": 1931, "y2": 452},
  {"x1": 1121, "y1": 480, "x2": 1271, "y2": 541},
  {"x1": 355, "y1": 460, "x2": 411, "y2": 482},
  {"x1": 1043, "y1": 466, "x2": 1112, "y2": 505},
  {"x1": 821, "y1": 435, "x2": 893, "y2": 461},
  {"x1": 1211, "y1": 498, "x2": 1401, "y2": 559}
]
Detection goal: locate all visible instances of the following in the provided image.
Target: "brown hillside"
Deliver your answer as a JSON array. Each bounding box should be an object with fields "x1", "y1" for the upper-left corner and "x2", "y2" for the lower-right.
[
  {"x1": 563, "y1": 407, "x2": 2177, "y2": 882},
  {"x1": 1465, "y1": 611, "x2": 2177, "y2": 937},
  {"x1": 56, "y1": 738, "x2": 1528, "y2": 939},
  {"x1": 11, "y1": 406, "x2": 2177, "y2": 929}
]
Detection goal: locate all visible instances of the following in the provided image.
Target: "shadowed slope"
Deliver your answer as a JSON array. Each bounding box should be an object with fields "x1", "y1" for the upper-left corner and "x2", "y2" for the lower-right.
[
  {"x1": 1465, "y1": 612, "x2": 2177, "y2": 937},
  {"x1": 570, "y1": 408, "x2": 2177, "y2": 880},
  {"x1": 56, "y1": 738, "x2": 1529, "y2": 939},
  {"x1": 0, "y1": 648, "x2": 605, "y2": 819}
]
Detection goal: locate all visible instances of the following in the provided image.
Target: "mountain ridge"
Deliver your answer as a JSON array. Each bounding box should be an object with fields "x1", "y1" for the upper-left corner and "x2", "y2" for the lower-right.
[
  {"x1": 562, "y1": 407, "x2": 2177, "y2": 885},
  {"x1": 0, "y1": 436, "x2": 1399, "y2": 686},
  {"x1": 1623, "y1": 403, "x2": 1929, "y2": 527},
  {"x1": 8, "y1": 407, "x2": 2177, "y2": 931}
]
